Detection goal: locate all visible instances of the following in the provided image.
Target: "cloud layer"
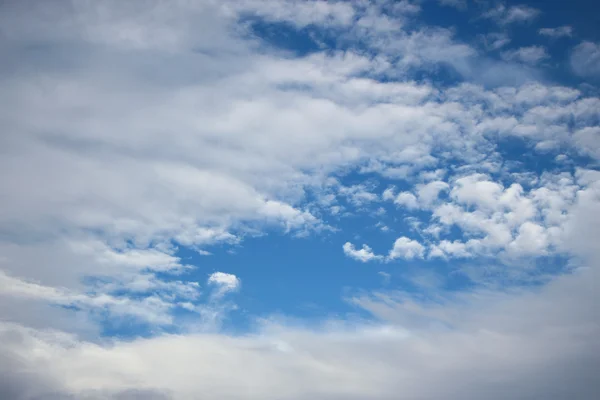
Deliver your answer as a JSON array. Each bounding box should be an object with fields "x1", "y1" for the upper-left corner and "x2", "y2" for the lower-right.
[{"x1": 0, "y1": 0, "x2": 599, "y2": 399}]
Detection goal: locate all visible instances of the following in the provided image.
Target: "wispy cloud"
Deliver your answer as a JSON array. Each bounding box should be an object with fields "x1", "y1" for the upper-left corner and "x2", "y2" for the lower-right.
[
  {"x1": 539, "y1": 25, "x2": 574, "y2": 38},
  {"x1": 571, "y1": 41, "x2": 600, "y2": 79},
  {"x1": 481, "y1": 4, "x2": 540, "y2": 25}
]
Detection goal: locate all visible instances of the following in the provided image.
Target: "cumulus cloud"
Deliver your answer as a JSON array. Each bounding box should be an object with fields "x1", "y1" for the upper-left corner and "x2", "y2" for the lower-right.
[
  {"x1": 571, "y1": 41, "x2": 600, "y2": 79},
  {"x1": 393, "y1": 192, "x2": 420, "y2": 209},
  {"x1": 207, "y1": 272, "x2": 241, "y2": 297},
  {"x1": 388, "y1": 237, "x2": 425, "y2": 260},
  {"x1": 429, "y1": 240, "x2": 472, "y2": 259},
  {"x1": 343, "y1": 243, "x2": 383, "y2": 263}
]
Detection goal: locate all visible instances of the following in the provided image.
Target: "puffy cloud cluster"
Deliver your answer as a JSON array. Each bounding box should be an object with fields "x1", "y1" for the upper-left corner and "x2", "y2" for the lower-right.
[{"x1": 372, "y1": 171, "x2": 585, "y2": 262}]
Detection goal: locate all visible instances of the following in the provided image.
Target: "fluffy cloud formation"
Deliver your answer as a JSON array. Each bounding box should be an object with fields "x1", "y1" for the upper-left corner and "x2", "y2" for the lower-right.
[
  {"x1": 388, "y1": 237, "x2": 425, "y2": 260},
  {"x1": 343, "y1": 243, "x2": 383, "y2": 262},
  {"x1": 208, "y1": 272, "x2": 241, "y2": 297},
  {"x1": 361, "y1": 170, "x2": 595, "y2": 263}
]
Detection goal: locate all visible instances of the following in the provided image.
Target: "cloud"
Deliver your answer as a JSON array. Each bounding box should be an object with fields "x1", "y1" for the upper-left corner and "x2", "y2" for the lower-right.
[
  {"x1": 573, "y1": 127, "x2": 600, "y2": 159},
  {"x1": 0, "y1": 270, "x2": 182, "y2": 325},
  {"x1": 207, "y1": 272, "x2": 241, "y2": 297},
  {"x1": 416, "y1": 180, "x2": 450, "y2": 207},
  {"x1": 429, "y1": 240, "x2": 472, "y2": 259},
  {"x1": 0, "y1": 260, "x2": 598, "y2": 399},
  {"x1": 388, "y1": 237, "x2": 425, "y2": 260},
  {"x1": 343, "y1": 243, "x2": 383, "y2": 263},
  {"x1": 571, "y1": 41, "x2": 600, "y2": 79},
  {"x1": 502, "y1": 46, "x2": 549, "y2": 65},
  {"x1": 438, "y1": 0, "x2": 467, "y2": 10},
  {"x1": 338, "y1": 184, "x2": 379, "y2": 206},
  {"x1": 0, "y1": 1, "x2": 598, "y2": 398},
  {"x1": 393, "y1": 192, "x2": 420, "y2": 209},
  {"x1": 373, "y1": 170, "x2": 591, "y2": 263},
  {"x1": 480, "y1": 32, "x2": 511, "y2": 50},
  {"x1": 539, "y1": 26, "x2": 573, "y2": 38},
  {"x1": 482, "y1": 4, "x2": 540, "y2": 25},
  {"x1": 238, "y1": 0, "x2": 356, "y2": 29}
]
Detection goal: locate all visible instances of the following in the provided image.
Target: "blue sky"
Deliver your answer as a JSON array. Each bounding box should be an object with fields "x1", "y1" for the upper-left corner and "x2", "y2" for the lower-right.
[{"x1": 0, "y1": 0, "x2": 599, "y2": 399}]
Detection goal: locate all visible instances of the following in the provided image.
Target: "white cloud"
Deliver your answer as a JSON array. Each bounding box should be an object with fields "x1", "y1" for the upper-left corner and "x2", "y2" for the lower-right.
[
  {"x1": 0, "y1": 1, "x2": 599, "y2": 398},
  {"x1": 429, "y1": 240, "x2": 472, "y2": 259},
  {"x1": 394, "y1": 192, "x2": 420, "y2": 209},
  {"x1": 502, "y1": 46, "x2": 549, "y2": 65},
  {"x1": 482, "y1": 4, "x2": 540, "y2": 25},
  {"x1": 387, "y1": 171, "x2": 588, "y2": 260},
  {"x1": 438, "y1": 0, "x2": 467, "y2": 10},
  {"x1": 238, "y1": 0, "x2": 356, "y2": 29},
  {"x1": 539, "y1": 26, "x2": 573, "y2": 38},
  {"x1": 507, "y1": 221, "x2": 548, "y2": 257},
  {"x1": 1, "y1": 261, "x2": 597, "y2": 399},
  {"x1": 343, "y1": 243, "x2": 383, "y2": 263},
  {"x1": 388, "y1": 237, "x2": 425, "y2": 260},
  {"x1": 416, "y1": 180, "x2": 449, "y2": 207},
  {"x1": 573, "y1": 127, "x2": 600, "y2": 159},
  {"x1": 0, "y1": 270, "x2": 180, "y2": 325},
  {"x1": 480, "y1": 32, "x2": 511, "y2": 50},
  {"x1": 382, "y1": 187, "x2": 397, "y2": 201},
  {"x1": 571, "y1": 41, "x2": 600, "y2": 79},
  {"x1": 338, "y1": 184, "x2": 379, "y2": 206},
  {"x1": 207, "y1": 272, "x2": 241, "y2": 297}
]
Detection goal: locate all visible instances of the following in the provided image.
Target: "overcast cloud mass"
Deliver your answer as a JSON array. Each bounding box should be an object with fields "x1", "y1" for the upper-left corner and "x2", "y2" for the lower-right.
[{"x1": 0, "y1": 0, "x2": 599, "y2": 399}]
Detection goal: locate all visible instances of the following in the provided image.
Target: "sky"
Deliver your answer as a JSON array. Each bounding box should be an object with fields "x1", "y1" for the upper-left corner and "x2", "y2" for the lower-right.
[{"x1": 0, "y1": 0, "x2": 599, "y2": 399}]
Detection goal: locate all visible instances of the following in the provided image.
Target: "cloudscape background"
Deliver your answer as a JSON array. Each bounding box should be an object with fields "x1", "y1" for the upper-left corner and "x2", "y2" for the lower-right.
[{"x1": 0, "y1": 0, "x2": 599, "y2": 398}]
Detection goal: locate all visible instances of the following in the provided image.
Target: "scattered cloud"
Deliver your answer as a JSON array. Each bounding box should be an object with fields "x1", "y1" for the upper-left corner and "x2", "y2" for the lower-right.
[
  {"x1": 539, "y1": 25, "x2": 574, "y2": 38},
  {"x1": 571, "y1": 41, "x2": 600, "y2": 79},
  {"x1": 343, "y1": 243, "x2": 383, "y2": 263},
  {"x1": 207, "y1": 272, "x2": 241, "y2": 297},
  {"x1": 438, "y1": 0, "x2": 467, "y2": 10},
  {"x1": 502, "y1": 46, "x2": 549, "y2": 65},
  {"x1": 393, "y1": 192, "x2": 420, "y2": 209},
  {"x1": 480, "y1": 32, "x2": 511, "y2": 50},
  {"x1": 482, "y1": 4, "x2": 540, "y2": 25},
  {"x1": 388, "y1": 237, "x2": 425, "y2": 260}
]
